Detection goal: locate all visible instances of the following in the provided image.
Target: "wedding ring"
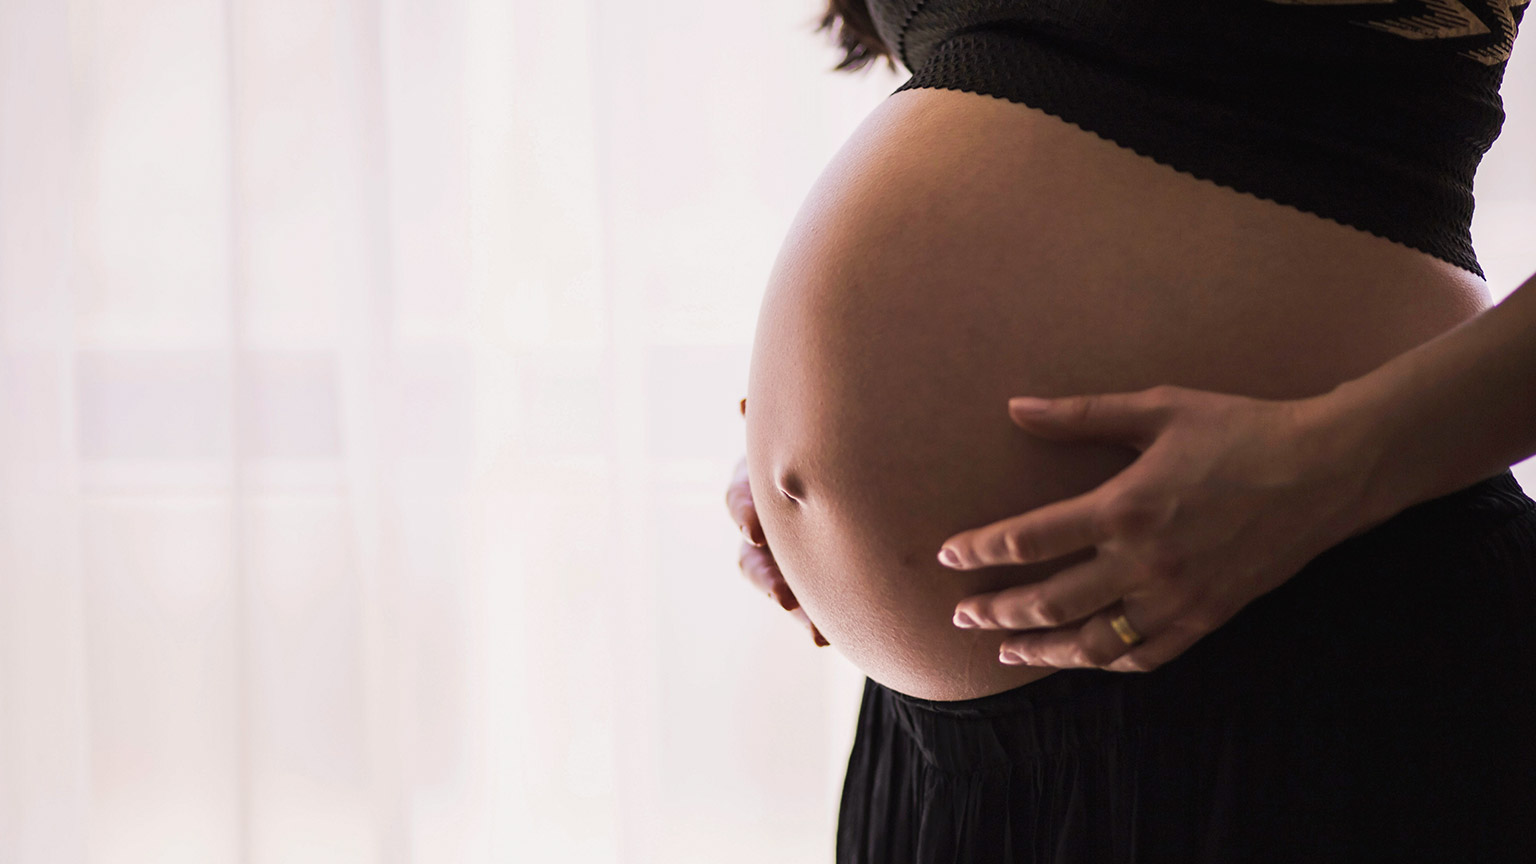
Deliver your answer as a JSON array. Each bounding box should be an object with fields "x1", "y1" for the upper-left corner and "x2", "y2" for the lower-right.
[{"x1": 1109, "y1": 613, "x2": 1144, "y2": 647}]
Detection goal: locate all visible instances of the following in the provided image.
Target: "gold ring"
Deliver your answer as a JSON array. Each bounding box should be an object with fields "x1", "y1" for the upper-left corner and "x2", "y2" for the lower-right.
[{"x1": 1109, "y1": 613, "x2": 1144, "y2": 647}]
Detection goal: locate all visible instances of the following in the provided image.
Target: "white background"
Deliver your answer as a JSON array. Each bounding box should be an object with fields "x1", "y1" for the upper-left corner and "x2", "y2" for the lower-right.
[{"x1": 1, "y1": 1, "x2": 1533, "y2": 862}]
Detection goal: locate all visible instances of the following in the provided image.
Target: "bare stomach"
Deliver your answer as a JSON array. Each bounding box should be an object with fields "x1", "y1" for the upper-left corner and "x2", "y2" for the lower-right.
[{"x1": 743, "y1": 86, "x2": 1492, "y2": 702}]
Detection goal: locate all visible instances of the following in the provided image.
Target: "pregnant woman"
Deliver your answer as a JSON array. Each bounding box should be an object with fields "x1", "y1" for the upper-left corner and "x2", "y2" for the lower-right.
[{"x1": 729, "y1": 0, "x2": 1536, "y2": 860}]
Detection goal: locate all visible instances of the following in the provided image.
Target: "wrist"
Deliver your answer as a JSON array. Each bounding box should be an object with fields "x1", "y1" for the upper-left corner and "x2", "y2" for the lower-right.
[{"x1": 1293, "y1": 374, "x2": 1405, "y2": 542}]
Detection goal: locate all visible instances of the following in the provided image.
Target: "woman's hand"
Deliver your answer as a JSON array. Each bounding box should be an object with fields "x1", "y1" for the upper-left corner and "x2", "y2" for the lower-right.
[
  {"x1": 937, "y1": 384, "x2": 1372, "y2": 673},
  {"x1": 729, "y1": 398, "x2": 829, "y2": 647}
]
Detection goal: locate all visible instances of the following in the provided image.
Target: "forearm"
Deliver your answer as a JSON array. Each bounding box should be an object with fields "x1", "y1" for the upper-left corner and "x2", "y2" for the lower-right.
[{"x1": 1318, "y1": 268, "x2": 1536, "y2": 532}]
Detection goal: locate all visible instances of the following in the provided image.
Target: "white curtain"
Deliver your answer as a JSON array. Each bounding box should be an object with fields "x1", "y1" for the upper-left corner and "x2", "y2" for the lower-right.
[{"x1": 1, "y1": 1, "x2": 1533, "y2": 862}]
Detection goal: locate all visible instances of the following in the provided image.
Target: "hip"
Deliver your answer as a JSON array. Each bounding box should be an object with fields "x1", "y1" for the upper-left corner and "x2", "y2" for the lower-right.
[
  {"x1": 836, "y1": 472, "x2": 1536, "y2": 862},
  {"x1": 879, "y1": 469, "x2": 1536, "y2": 729}
]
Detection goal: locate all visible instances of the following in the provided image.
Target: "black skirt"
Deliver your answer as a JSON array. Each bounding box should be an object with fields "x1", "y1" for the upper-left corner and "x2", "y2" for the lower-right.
[{"x1": 836, "y1": 470, "x2": 1536, "y2": 863}]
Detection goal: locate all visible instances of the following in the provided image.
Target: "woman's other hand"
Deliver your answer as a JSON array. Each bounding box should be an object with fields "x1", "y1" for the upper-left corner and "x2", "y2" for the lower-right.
[
  {"x1": 938, "y1": 384, "x2": 1370, "y2": 673},
  {"x1": 730, "y1": 398, "x2": 829, "y2": 647}
]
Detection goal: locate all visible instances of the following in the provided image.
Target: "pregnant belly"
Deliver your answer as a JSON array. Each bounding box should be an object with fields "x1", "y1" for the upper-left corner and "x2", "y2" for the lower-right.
[{"x1": 744, "y1": 86, "x2": 1492, "y2": 702}]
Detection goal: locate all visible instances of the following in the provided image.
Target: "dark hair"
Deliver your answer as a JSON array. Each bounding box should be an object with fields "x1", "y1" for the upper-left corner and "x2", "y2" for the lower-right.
[{"x1": 816, "y1": 0, "x2": 897, "y2": 73}]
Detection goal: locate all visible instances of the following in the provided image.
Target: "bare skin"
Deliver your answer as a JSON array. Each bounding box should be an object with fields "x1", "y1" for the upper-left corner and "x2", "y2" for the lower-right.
[{"x1": 732, "y1": 86, "x2": 1491, "y2": 701}]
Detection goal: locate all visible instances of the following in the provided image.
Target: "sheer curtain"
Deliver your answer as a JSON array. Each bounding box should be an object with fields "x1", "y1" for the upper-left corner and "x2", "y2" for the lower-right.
[{"x1": 1, "y1": 1, "x2": 1533, "y2": 862}]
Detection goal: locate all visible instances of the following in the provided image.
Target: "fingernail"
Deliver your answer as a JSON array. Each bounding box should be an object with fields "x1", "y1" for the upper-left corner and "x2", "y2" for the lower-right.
[
  {"x1": 739, "y1": 397, "x2": 747, "y2": 417},
  {"x1": 813, "y1": 630, "x2": 830, "y2": 647},
  {"x1": 1009, "y1": 397, "x2": 1050, "y2": 414},
  {"x1": 999, "y1": 648, "x2": 1025, "y2": 665},
  {"x1": 741, "y1": 523, "x2": 762, "y2": 546},
  {"x1": 938, "y1": 547, "x2": 960, "y2": 568},
  {"x1": 953, "y1": 609, "x2": 977, "y2": 628}
]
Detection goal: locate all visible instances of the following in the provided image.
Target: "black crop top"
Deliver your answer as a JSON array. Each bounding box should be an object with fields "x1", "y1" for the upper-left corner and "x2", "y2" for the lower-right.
[{"x1": 867, "y1": 0, "x2": 1529, "y2": 279}]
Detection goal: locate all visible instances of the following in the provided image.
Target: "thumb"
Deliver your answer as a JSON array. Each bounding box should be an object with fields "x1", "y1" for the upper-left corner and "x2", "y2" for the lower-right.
[{"x1": 1008, "y1": 391, "x2": 1166, "y2": 450}]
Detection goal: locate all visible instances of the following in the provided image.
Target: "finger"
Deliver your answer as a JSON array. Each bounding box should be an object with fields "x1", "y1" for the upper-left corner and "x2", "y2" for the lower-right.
[
  {"x1": 726, "y1": 457, "x2": 766, "y2": 546},
  {"x1": 738, "y1": 544, "x2": 798, "y2": 611},
  {"x1": 998, "y1": 607, "x2": 1140, "y2": 669},
  {"x1": 939, "y1": 490, "x2": 1107, "y2": 569},
  {"x1": 1103, "y1": 620, "x2": 1202, "y2": 673},
  {"x1": 789, "y1": 605, "x2": 830, "y2": 646},
  {"x1": 739, "y1": 504, "x2": 765, "y2": 547},
  {"x1": 1104, "y1": 602, "x2": 1231, "y2": 672},
  {"x1": 953, "y1": 558, "x2": 1133, "y2": 631},
  {"x1": 789, "y1": 606, "x2": 812, "y2": 630},
  {"x1": 1008, "y1": 388, "x2": 1173, "y2": 452}
]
